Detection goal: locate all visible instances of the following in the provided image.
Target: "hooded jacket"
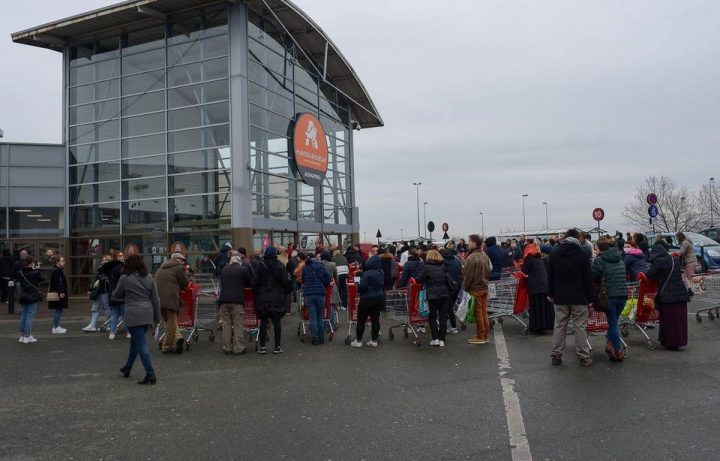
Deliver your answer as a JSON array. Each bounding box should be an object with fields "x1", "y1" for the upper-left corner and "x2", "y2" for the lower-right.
[
  {"x1": 484, "y1": 238, "x2": 505, "y2": 280},
  {"x1": 646, "y1": 244, "x2": 690, "y2": 305},
  {"x1": 252, "y1": 256, "x2": 292, "y2": 311},
  {"x1": 155, "y1": 259, "x2": 189, "y2": 312},
  {"x1": 415, "y1": 260, "x2": 450, "y2": 301},
  {"x1": 623, "y1": 248, "x2": 649, "y2": 281},
  {"x1": 547, "y1": 238, "x2": 593, "y2": 305},
  {"x1": 591, "y1": 247, "x2": 627, "y2": 298},
  {"x1": 399, "y1": 255, "x2": 423, "y2": 287},
  {"x1": 215, "y1": 243, "x2": 233, "y2": 276},
  {"x1": 358, "y1": 255, "x2": 384, "y2": 300},
  {"x1": 301, "y1": 259, "x2": 331, "y2": 297},
  {"x1": 442, "y1": 250, "x2": 463, "y2": 292}
]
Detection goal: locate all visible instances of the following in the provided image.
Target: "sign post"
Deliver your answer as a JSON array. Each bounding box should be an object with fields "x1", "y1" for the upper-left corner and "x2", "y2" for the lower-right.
[
  {"x1": 376, "y1": 229, "x2": 382, "y2": 245},
  {"x1": 592, "y1": 207, "x2": 605, "y2": 239},
  {"x1": 427, "y1": 221, "x2": 435, "y2": 241},
  {"x1": 648, "y1": 205, "x2": 659, "y2": 234}
]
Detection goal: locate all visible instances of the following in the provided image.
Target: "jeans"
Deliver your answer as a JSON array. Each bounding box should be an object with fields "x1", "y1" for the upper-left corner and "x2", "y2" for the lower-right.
[
  {"x1": 258, "y1": 310, "x2": 283, "y2": 348},
  {"x1": 305, "y1": 294, "x2": 326, "y2": 341},
  {"x1": 607, "y1": 297, "x2": 627, "y2": 352},
  {"x1": 356, "y1": 297, "x2": 382, "y2": 341},
  {"x1": 110, "y1": 304, "x2": 125, "y2": 333},
  {"x1": 19, "y1": 302, "x2": 38, "y2": 336},
  {"x1": 552, "y1": 304, "x2": 591, "y2": 360},
  {"x1": 52, "y1": 308, "x2": 63, "y2": 328},
  {"x1": 428, "y1": 297, "x2": 449, "y2": 341},
  {"x1": 125, "y1": 325, "x2": 155, "y2": 377},
  {"x1": 90, "y1": 293, "x2": 111, "y2": 327},
  {"x1": 338, "y1": 274, "x2": 348, "y2": 307}
]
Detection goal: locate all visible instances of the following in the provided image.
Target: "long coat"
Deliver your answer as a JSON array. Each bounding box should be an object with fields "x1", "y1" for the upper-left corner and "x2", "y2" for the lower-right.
[
  {"x1": 48, "y1": 266, "x2": 68, "y2": 310},
  {"x1": 154, "y1": 260, "x2": 189, "y2": 312}
]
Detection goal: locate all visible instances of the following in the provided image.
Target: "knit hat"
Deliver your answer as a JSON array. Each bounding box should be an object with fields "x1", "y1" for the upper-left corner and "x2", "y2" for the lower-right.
[{"x1": 264, "y1": 247, "x2": 277, "y2": 257}]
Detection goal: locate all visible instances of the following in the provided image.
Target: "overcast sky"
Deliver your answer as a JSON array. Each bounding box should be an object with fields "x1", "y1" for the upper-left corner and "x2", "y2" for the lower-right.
[{"x1": 2, "y1": 1, "x2": 719, "y2": 241}]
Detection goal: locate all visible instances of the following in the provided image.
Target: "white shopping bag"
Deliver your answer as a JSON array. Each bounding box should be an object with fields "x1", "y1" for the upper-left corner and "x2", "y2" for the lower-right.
[{"x1": 455, "y1": 291, "x2": 470, "y2": 320}]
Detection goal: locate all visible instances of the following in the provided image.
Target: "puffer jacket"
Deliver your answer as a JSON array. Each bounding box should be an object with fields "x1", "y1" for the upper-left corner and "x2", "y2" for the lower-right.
[
  {"x1": 218, "y1": 262, "x2": 252, "y2": 305},
  {"x1": 301, "y1": 259, "x2": 331, "y2": 297},
  {"x1": 624, "y1": 248, "x2": 649, "y2": 280},
  {"x1": 547, "y1": 238, "x2": 593, "y2": 305},
  {"x1": 399, "y1": 255, "x2": 423, "y2": 287},
  {"x1": 111, "y1": 272, "x2": 161, "y2": 327},
  {"x1": 155, "y1": 259, "x2": 189, "y2": 312},
  {"x1": 415, "y1": 260, "x2": 450, "y2": 301},
  {"x1": 522, "y1": 255, "x2": 548, "y2": 296},
  {"x1": 591, "y1": 247, "x2": 627, "y2": 298},
  {"x1": 358, "y1": 256, "x2": 384, "y2": 300},
  {"x1": 252, "y1": 256, "x2": 292, "y2": 311},
  {"x1": 647, "y1": 244, "x2": 690, "y2": 305},
  {"x1": 442, "y1": 250, "x2": 463, "y2": 290}
]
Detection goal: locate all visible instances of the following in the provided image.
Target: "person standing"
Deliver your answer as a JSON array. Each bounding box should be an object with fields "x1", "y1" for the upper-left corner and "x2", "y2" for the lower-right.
[
  {"x1": 332, "y1": 249, "x2": 349, "y2": 309},
  {"x1": 441, "y1": 246, "x2": 463, "y2": 334},
  {"x1": 520, "y1": 243, "x2": 553, "y2": 334},
  {"x1": 48, "y1": 256, "x2": 68, "y2": 334},
  {"x1": 350, "y1": 255, "x2": 384, "y2": 347},
  {"x1": 17, "y1": 255, "x2": 44, "y2": 344},
  {"x1": 592, "y1": 238, "x2": 628, "y2": 361},
  {"x1": 463, "y1": 234, "x2": 492, "y2": 345},
  {"x1": 547, "y1": 229, "x2": 594, "y2": 367},
  {"x1": 84, "y1": 255, "x2": 113, "y2": 332},
  {"x1": 415, "y1": 249, "x2": 451, "y2": 347},
  {"x1": 677, "y1": 232, "x2": 697, "y2": 293},
  {"x1": 112, "y1": 255, "x2": 161, "y2": 385},
  {"x1": 320, "y1": 252, "x2": 341, "y2": 328},
  {"x1": 399, "y1": 248, "x2": 424, "y2": 287},
  {"x1": 301, "y1": 253, "x2": 331, "y2": 345},
  {"x1": 623, "y1": 241, "x2": 649, "y2": 281},
  {"x1": 218, "y1": 255, "x2": 252, "y2": 355},
  {"x1": 484, "y1": 237, "x2": 504, "y2": 281},
  {"x1": 106, "y1": 251, "x2": 126, "y2": 340},
  {"x1": 155, "y1": 253, "x2": 189, "y2": 354},
  {"x1": 0, "y1": 249, "x2": 17, "y2": 313},
  {"x1": 642, "y1": 242, "x2": 690, "y2": 350},
  {"x1": 252, "y1": 247, "x2": 292, "y2": 354}
]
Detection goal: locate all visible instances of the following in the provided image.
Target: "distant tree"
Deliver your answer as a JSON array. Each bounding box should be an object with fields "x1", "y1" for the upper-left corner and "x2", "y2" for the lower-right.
[
  {"x1": 696, "y1": 182, "x2": 720, "y2": 229},
  {"x1": 621, "y1": 176, "x2": 701, "y2": 233}
]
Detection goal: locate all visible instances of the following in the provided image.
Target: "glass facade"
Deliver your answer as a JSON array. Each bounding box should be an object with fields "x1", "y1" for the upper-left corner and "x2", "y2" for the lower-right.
[{"x1": 247, "y1": 11, "x2": 353, "y2": 227}]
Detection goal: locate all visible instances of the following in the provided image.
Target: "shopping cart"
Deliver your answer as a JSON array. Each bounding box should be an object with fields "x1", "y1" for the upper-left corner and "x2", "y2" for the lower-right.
[
  {"x1": 297, "y1": 284, "x2": 335, "y2": 342},
  {"x1": 690, "y1": 273, "x2": 720, "y2": 322},
  {"x1": 586, "y1": 306, "x2": 628, "y2": 355},
  {"x1": 619, "y1": 281, "x2": 658, "y2": 350},
  {"x1": 157, "y1": 280, "x2": 216, "y2": 352},
  {"x1": 386, "y1": 283, "x2": 424, "y2": 346},
  {"x1": 242, "y1": 287, "x2": 260, "y2": 343},
  {"x1": 487, "y1": 277, "x2": 529, "y2": 334}
]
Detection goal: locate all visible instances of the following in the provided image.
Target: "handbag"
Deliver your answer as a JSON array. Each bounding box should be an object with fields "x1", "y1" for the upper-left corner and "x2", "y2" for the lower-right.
[
  {"x1": 47, "y1": 291, "x2": 62, "y2": 302},
  {"x1": 594, "y1": 277, "x2": 609, "y2": 313},
  {"x1": 445, "y1": 273, "x2": 458, "y2": 292},
  {"x1": 18, "y1": 271, "x2": 44, "y2": 303},
  {"x1": 418, "y1": 288, "x2": 430, "y2": 318}
]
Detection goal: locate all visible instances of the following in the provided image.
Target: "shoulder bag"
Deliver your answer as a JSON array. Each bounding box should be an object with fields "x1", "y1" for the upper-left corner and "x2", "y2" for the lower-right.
[
  {"x1": 594, "y1": 276, "x2": 609, "y2": 313},
  {"x1": 19, "y1": 271, "x2": 44, "y2": 303}
]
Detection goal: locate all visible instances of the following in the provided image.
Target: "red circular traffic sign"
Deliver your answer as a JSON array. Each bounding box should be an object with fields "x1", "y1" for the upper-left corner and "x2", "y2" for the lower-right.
[
  {"x1": 442, "y1": 222, "x2": 449, "y2": 232},
  {"x1": 592, "y1": 208, "x2": 605, "y2": 221},
  {"x1": 647, "y1": 193, "x2": 658, "y2": 205}
]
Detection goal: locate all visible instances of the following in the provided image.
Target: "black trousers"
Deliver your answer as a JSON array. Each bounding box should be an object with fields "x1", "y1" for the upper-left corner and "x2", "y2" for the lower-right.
[
  {"x1": 356, "y1": 297, "x2": 382, "y2": 341},
  {"x1": 446, "y1": 289, "x2": 460, "y2": 328},
  {"x1": 338, "y1": 274, "x2": 348, "y2": 307},
  {"x1": 258, "y1": 310, "x2": 283, "y2": 348},
  {"x1": 428, "y1": 297, "x2": 449, "y2": 341}
]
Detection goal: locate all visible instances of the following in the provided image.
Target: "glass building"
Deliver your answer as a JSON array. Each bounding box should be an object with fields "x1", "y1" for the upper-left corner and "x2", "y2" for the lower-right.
[{"x1": 12, "y1": 0, "x2": 383, "y2": 293}]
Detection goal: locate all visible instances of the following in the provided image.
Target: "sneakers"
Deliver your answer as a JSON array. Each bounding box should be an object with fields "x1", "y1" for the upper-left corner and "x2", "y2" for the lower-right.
[
  {"x1": 467, "y1": 337, "x2": 486, "y2": 345},
  {"x1": 551, "y1": 355, "x2": 562, "y2": 366},
  {"x1": 27, "y1": 335, "x2": 37, "y2": 343},
  {"x1": 108, "y1": 332, "x2": 116, "y2": 340},
  {"x1": 82, "y1": 324, "x2": 98, "y2": 332},
  {"x1": 18, "y1": 336, "x2": 27, "y2": 344},
  {"x1": 366, "y1": 340, "x2": 378, "y2": 347},
  {"x1": 430, "y1": 339, "x2": 440, "y2": 346},
  {"x1": 350, "y1": 339, "x2": 363, "y2": 348},
  {"x1": 273, "y1": 346, "x2": 284, "y2": 354},
  {"x1": 52, "y1": 327, "x2": 67, "y2": 334},
  {"x1": 448, "y1": 327, "x2": 459, "y2": 334},
  {"x1": 257, "y1": 346, "x2": 267, "y2": 354},
  {"x1": 579, "y1": 358, "x2": 593, "y2": 367},
  {"x1": 439, "y1": 340, "x2": 445, "y2": 347}
]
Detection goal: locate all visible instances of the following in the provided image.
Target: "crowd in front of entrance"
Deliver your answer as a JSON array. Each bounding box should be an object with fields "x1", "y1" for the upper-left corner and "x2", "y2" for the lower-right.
[{"x1": 7, "y1": 226, "x2": 692, "y2": 384}]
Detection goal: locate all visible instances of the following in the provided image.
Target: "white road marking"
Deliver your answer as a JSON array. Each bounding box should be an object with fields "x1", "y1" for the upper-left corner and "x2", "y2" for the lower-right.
[{"x1": 494, "y1": 323, "x2": 532, "y2": 461}]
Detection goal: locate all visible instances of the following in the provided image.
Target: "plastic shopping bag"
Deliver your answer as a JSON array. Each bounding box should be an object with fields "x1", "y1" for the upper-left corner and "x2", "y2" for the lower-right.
[
  {"x1": 455, "y1": 291, "x2": 470, "y2": 321},
  {"x1": 621, "y1": 298, "x2": 637, "y2": 320},
  {"x1": 464, "y1": 294, "x2": 476, "y2": 324},
  {"x1": 418, "y1": 288, "x2": 430, "y2": 318}
]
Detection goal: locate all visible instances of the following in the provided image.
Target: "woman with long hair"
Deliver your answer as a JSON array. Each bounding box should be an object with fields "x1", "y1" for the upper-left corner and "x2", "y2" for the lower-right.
[
  {"x1": 48, "y1": 255, "x2": 69, "y2": 334},
  {"x1": 521, "y1": 243, "x2": 554, "y2": 334},
  {"x1": 112, "y1": 255, "x2": 161, "y2": 384}
]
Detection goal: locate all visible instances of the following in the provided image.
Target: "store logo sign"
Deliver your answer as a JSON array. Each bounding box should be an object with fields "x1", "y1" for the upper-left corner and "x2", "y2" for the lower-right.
[{"x1": 292, "y1": 113, "x2": 328, "y2": 187}]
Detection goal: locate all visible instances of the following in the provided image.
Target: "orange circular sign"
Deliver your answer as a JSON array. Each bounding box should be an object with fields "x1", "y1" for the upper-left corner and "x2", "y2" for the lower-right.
[{"x1": 293, "y1": 113, "x2": 328, "y2": 187}]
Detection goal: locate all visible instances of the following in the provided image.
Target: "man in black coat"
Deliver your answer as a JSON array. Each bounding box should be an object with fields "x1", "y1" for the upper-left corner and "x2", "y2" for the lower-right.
[
  {"x1": 251, "y1": 247, "x2": 291, "y2": 354},
  {"x1": 547, "y1": 228, "x2": 594, "y2": 367},
  {"x1": 218, "y1": 256, "x2": 252, "y2": 355}
]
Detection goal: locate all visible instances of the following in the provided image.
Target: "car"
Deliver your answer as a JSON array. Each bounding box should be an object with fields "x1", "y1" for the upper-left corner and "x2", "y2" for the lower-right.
[
  {"x1": 698, "y1": 227, "x2": 720, "y2": 244},
  {"x1": 646, "y1": 232, "x2": 720, "y2": 273}
]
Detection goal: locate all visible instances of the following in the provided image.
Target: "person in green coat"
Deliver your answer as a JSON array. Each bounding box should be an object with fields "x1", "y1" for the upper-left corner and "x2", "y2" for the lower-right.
[{"x1": 591, "y1": 237, "x2": 628, "y2": 362}]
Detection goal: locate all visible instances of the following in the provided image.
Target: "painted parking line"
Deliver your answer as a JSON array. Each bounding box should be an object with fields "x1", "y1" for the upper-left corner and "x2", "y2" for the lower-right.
[{"x1": 494, "y1": 323, "x2": 532, "y2": 461}]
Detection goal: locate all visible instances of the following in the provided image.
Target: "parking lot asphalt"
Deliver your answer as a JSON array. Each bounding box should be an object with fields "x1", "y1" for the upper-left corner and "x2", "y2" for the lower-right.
[{"x1": 1, "y1": 299, "x2": 719, "y2": 460}]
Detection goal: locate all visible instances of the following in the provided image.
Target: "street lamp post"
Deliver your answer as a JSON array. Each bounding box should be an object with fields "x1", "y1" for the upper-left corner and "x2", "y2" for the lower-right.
[
  {"x1": 479, "y1": 212, "x2": 484, "y2": 237},
  {"x1": 423, "y1": 202, "x2": 428, "y2": 239},
  {"x1": 542, "y1": 201, "x2": 549, "y2": 230},
  {"x1": 413, "y1": 182, "x2": 422, "y2": 239},
  {"x1": 522, "y1": 194, "x2": 529, "y2": 232},
  {"x1": 711, "y1": 178, "x2": 716, "y2": 228}
]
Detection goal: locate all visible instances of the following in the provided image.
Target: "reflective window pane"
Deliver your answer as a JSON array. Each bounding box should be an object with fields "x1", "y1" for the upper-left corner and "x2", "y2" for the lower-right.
[
  {"x1": 249, "y1": 83, "x2": 294, "y2": 118},
  {"x1": 124, "y1": 199, "x2": 166, "y2": 233},
  {"x1": 69, "y1": 121, "x2": 119, "y2": 145},
  {"x1": 122, "y1": 91, "x2": 164, "y2": 116},
  {"x1": 170, "y1": 193, "x2": 231, "y2": 231},
  {"x1": 125, "y1": 176, "x2": 166, "y2": 200},
  {"x1": 122, "y1": 133, "x2": 166, "y2": 157},
  {"x1": 169, "y1": 149, "x2": 230, "y2": 174},
  {"x1": 250, "y1": 105, "x2": 292, "y2": 136},
  {"x1": 122, "y1": 48, "x2": 165, "y2": 74},
  {"x1": 70, "y1": 100, "x2": 120, "y2": 125},
  {"x1": 70, "y1": 181, "x2": 120, "y2": 204},
  {"x1": 70, "y1": 161, "x2": 120, "y2": 184},
  {"x1": 71, "y1": 204, "x2": 121, "y2": 234},
  {"x1": 124, "y1": 26, "x2": 165, "y2": 54},
  {"x1": 70, "y1": 80, "x2": 120, "y2": 105},
  {"x1": 122, "y1": 70, "x2": 165, "y2": 95},
  {"x1": 122, "y1": 155, "x2": 166, "y2": 179},
  {"x1": 69, "y1": 60, "x2": 120, "y2": 86},
  {"x1": 169, "y1": 170, "x2": 230, "y2": 196},
  {"x1": 122, "y1": 112, "x2": 165, "y2": 137},
  {"x1": 70, "y1": 141, "x2": 120, "y2": 164}
]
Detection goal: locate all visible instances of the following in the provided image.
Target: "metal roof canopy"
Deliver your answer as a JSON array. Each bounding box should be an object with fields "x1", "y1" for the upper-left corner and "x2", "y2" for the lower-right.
[{"x1": 11, "y1": 0, "x2": 383, "y2": 129}]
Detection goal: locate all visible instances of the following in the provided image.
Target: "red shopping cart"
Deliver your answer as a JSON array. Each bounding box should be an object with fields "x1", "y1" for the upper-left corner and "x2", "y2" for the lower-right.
[
  {"x1": 297, "y1": 284, "x2": 335, "y2": 342},
  {"x1": 585, "y1": 306, "x2": 627, "y2": 355},
  {"x1": 157, "y1": 280, "x2": 216, "y2": 352},
  {"x1": 486, "y1": 275, "x2": 529, "y2": 334},
  {"x1": 386, "y1": 283, "x2": 425, "y2": 346},
  {"x1": 242, "y1": 287, "x2": 259, "y2": 343}
]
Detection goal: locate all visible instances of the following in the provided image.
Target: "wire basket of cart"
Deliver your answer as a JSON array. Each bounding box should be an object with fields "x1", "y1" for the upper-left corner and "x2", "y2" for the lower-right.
[{"x1": 386, "y1": 283, "x2": 425, "y2": 347}]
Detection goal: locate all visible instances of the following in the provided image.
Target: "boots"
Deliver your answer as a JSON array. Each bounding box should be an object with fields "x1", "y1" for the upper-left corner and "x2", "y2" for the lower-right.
[{"x1": 605, "y1": 341, "x2": 616, "y2": 361}]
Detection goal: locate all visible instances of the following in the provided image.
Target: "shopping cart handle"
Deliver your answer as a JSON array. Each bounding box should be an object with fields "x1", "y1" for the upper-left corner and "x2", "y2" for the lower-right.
[{"x1": 636, "y1": 273, "x2": 648, "y2": 281}]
